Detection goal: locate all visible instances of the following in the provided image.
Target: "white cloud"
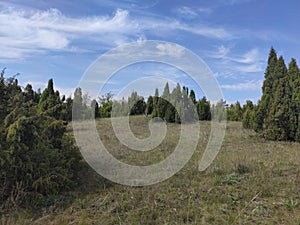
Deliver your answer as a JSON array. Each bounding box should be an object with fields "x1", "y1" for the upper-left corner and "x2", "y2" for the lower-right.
[
  {"x1": 208, "y1": 45, "x2": 231, "y2": 59},
  {"x1": 175, "y1": 6, "x2": 212, "y2": 18},
  {"x1": 236, "y1": 64, "x2": 263, "y2": 73},
  {"x1": 0, "y1": 5, "x2": 232, "y2": 61},
  {"x1": 156, "y1": 43, "x2": 184, "y2": 57},
  {"x1": 221, "y1": 80, "x2": 263, "y2": 90},
  {"x1": 208, "y1": 46, "x2": 265, "y2": 74},
  {"x1": 231, "y1": 48, "x2": 260, "y2": 64},
  {"x1": 181, "y1": 25, "x2": 229, "y2": 39},
  {"x1": 176, "y1": 6, "x2": 198, "y2": 17},
  {"x1": 138, "y1": 16, "x2": 231, "y2": 39},
  {"x1": 0, "y1": 7, "x2": 138, "y2": 59}
]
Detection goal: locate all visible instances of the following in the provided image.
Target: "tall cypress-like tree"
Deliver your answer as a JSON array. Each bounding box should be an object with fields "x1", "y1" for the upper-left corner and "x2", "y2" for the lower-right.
[
  {"x1": 38, "y1": 79, "x2": 62, "y2": 119},
  {"x1": 162, "y1": 82, "x2": 170, "y2": 100},
  {"x1": 264, "y1": 56, "x2": 289, "y2": 140},
  {"x1": 151, "y1": 88, "x2": 159, "y2": 118},
  {"x1": 146, "y1": 96, "x2": 154, "y2": 115},
  {"x1": 288, "y1": 59, "x2": 300, "y2": 140},
  {"x1": 73, "y1": 87, "x2": 83, "y2": 120},
  {"x1": 256, "y1": 48, "x2": 278, "y2": 131},
  {"x1": 250, "y1": 48, "x2": 300, "y2": 142},
  {"x1": 189, "y1": 90, "x2": 196, "y2": 104}
]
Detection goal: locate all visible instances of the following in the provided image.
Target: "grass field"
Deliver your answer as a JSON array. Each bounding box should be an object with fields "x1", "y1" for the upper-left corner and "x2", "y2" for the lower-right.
[{"x1": 1, "y1": 116, "x2": 300, "y2": 224}]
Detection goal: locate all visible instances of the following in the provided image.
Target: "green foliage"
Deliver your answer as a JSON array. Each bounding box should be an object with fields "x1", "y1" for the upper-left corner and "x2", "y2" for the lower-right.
[
  {"x1": 242, "y1": 100, "x2": 255, "y2": 129},
  {"x1": 73, "y1": 87, "x2": 84, "y2": 120},
  {"x1": 38, "y1": 79, "x2": 63, "y2": 120},
  {"x1": 226, "y1": 101, "x2": 242, "y2": 121},
  {"x1": 98, "y1": 93, "x2": 113, "y2": 118},
  {"x1": 145, "y1": 96, "x2": 154, "y2": 115},
  {"x1": 147, "y1": 83, "x2": 202, "y2": 123},
  {"x1": 0, "y1": 71, "x2": 82, "y2": 209},
  {"x1": 246, "y1": 48, "x2": 300, "y2": 142},
  {"x1": 196, "y1": 97, "x2": 211, "y2": 120},
  {"x1": 128, "y1": 91, "x2": 146, "y2": 115},
  {"x1": 91, "y1": 99, "x2": 99, "y2": 118},
  {"x1": 189, "y1": 89, "x2": 196, "y2": 104},
  {"x1": 211, "y1": 99, "x2": 226, "y2": 122}
]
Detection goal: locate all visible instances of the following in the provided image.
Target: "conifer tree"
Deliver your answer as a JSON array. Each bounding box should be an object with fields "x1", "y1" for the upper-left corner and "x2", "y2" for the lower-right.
[
  {"x1": 73, "y1": 87, "x2": 84, "y2": 120},
  {"x1": 162, "y1": 82, "x2": 170, "y2": 100},
  {"x1": 146, "y1": 96, "x2": 154, "y2": 115},
  {"x1": 189, "y1": 90, "x2": 196, "y2": 104},
  {"x1": 256, "y1": 48, "x2": 278, "y2": 131}
]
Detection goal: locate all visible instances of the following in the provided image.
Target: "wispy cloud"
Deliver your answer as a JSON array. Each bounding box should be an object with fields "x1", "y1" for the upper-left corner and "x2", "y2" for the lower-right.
[
  {"x1": 221, "y1": 80, "x2": 263, "y2": 90},
  {"x1": 208, "y1": 46, "x2": 265, "y2": 74},
  {"x1": 174, "y1": 6, "x2": 212, "y2": 18},
  {"x1": 0, "y1": 4, "x2": 234, "y2": 60},
  {"x1": 0, "y1": 7, "x2": 138, "y2": 59},
  {"x1": 156, "y1": 43, "x2": 184, "y2": 57},
  {"x1": 230, "y1": 48, "x2": 260, "y2": 64}
]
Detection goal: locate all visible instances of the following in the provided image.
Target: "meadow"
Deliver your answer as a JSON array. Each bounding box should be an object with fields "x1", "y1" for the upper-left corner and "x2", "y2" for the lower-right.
[{"x1": 1, "y1": 116, "x2": 300, "y2": 224}]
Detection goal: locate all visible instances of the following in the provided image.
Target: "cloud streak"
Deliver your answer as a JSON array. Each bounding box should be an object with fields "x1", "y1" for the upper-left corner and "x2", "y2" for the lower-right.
[
  {"x1": 0, "y1": 5, "x2": 233, "y2": 60},
  {"x1": 174, "y1": 6, "x2": 212, "y2": 18},
  {"x1": 0, "y1": 7, "x2": 139, "y2": 59},
  {"x1": 221, "y1": 80, "x2": 263, "y2": 90},
  {"x1": 208, "y1": 45, "x2": 265, "y2": 74}
]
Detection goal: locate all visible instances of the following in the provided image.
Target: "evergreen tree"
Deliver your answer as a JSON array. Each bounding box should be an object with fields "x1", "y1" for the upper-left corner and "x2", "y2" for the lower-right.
[
  {"x1": 189, "y1": 89, "x2": 196, "y2": 104},
  {"x1": 227, "y1": 101, "x2": 243, "y2": 121},
  {"x1": 98, "y1": 93, "x2": 113, "y2": 118},
  {"x1": 0, "y1": 72, "x2": 82, "y2": 208},
  {"x1": 91, "y1": 99, "x2": 100, "y2": 118},
  {"x1": 146, "y1": 96, "x2": 154, "y2": 115},
  {"x1": 162, "y1": 82, "x2": 170, "y2": 100},
  {"x1": 38, "y1": 79, "x2": 63, "y2": 120},
  {"x1": 151, "y1": 88, "x2": 160, "y2": 118},
  {"x1": 250, "y1": 49, "x2": 300, "y2": 142},
  {"x1": 264, "y1": 56, "x2": 289, "y2": 140},
  {"x1": 73, "y1": 87, "x2": 84, "y2": 120},
  {"x1": 288, "y1": 59, "x2": 300, "y2": 140},
  {"x1": 128, "y1": 91, "x2": 146, "y2": 115},
  {"x1": 242, "y1": 100, "x2": 255, "y2": 129},
  {"x1": 256, "y1": 48, "x2": 278, "y2": 131},
  {"x1": 24, "y1": 84, "x2": 34, "y2": 102}
]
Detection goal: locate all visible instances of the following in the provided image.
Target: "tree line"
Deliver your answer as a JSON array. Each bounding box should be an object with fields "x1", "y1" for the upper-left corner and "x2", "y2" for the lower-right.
[{"x1": 72, "y1": 82, "x2": 216, "y2": 123}]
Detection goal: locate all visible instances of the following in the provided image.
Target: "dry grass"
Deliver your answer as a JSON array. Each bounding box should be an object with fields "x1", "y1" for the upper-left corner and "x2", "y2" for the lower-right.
[{"x1": 1, "y1": 116, "x2": 300, "y2": 224}]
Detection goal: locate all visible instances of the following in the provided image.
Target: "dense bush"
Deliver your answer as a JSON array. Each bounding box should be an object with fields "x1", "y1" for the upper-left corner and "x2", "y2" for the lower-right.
[{"x1": 0, "y1": 71, "x2": 82, "y2": 208}]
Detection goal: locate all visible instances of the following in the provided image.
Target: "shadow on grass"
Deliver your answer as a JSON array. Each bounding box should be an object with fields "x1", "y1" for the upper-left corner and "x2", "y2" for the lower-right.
[{"x1": 0, "y1": 163, "x2": 114, "y2": 222}]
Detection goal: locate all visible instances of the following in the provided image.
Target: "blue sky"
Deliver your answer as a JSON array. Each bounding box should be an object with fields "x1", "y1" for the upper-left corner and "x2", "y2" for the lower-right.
[{"x1": 1, "y1": 0, "x2": 299, "y2": 104}]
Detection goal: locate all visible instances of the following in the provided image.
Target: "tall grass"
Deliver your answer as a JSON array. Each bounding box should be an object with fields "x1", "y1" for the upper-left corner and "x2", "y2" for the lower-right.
[{"x1": 2, "y1": 116, "x2": 300, "y2": 224}]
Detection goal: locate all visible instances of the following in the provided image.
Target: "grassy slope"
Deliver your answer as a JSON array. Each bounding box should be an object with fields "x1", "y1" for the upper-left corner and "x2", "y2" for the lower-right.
[{"x1": 1, "y1": 116, "x2": 300, "y2": 224}]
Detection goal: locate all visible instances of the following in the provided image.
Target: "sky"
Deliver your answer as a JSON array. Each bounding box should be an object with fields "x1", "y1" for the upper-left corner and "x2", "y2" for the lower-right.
[{"x1": 0, "y1": 0, "x2": 299, "y2": 104}]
